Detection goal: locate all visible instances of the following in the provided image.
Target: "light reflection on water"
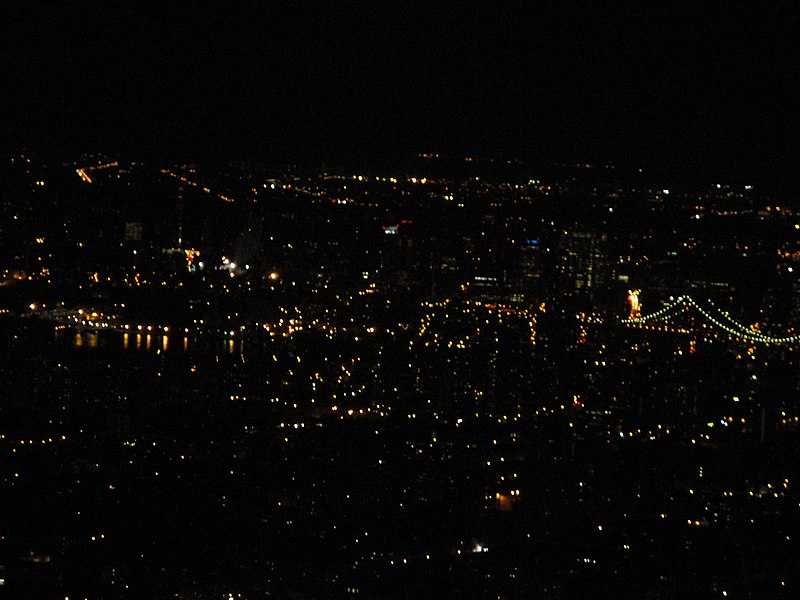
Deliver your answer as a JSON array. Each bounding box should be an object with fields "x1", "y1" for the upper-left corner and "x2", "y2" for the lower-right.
[
  {"x1": 61, "y1": 329, "x2": 242, "y2": 355},
  {"x1": 70, "y1": 331, "x2": 97, "y2": 348}
]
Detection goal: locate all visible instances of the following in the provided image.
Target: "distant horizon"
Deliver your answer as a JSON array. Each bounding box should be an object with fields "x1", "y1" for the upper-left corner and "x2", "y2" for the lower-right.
[
  {"x1": 4, "y1": 4, "x2": 800, "y2": 197},
  {"x1": 6, "y1": 144, "x2": 799, "y2": 202}
]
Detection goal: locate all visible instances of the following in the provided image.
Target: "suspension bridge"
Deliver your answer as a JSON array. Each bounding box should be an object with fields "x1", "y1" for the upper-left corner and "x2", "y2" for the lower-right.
[{"x1": 621, "y1": 295, "x2": 800, "y2": 345}]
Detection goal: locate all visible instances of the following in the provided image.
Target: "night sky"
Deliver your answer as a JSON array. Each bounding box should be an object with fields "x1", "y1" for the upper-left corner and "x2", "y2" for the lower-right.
[{"x1": 3, "y1": 3, "x2": 800, "y2": 185}]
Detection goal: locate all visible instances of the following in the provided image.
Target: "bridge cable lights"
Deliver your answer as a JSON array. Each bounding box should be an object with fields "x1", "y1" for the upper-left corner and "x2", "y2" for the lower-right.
[{"x1": 621, "y1": 295, "x2": 800, "y2": 345}]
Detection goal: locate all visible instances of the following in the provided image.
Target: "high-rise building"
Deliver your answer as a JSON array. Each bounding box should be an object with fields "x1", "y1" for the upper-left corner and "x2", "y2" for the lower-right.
[
  {"x1": 124, "y1": 222, "x2": 143, "y2": 243},
  {"x1": 559, "y1": 231, "x2": 612, "y2": 305}
]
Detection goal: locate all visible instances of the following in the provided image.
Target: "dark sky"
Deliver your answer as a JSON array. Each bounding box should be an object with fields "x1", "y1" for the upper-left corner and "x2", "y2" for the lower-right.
[{"x1": 3, "y1": 3, "x2": 800, "y2": 184}]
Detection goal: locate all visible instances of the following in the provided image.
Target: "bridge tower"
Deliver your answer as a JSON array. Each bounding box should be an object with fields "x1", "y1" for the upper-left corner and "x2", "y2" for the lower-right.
[{"x1": 627, "y1": 289, "x2": 641, "y2": 320}]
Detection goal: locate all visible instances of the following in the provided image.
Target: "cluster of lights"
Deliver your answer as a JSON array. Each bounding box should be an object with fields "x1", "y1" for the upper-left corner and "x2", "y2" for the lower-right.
[
  {"x1": 160, "y1": 169, "x2": 234, "y2": 203},
  {"x1": 417, "y1": 299, "x2": 536, "y2": 349},
  {"x1": 1, "y1": 434, "x2": 67, "y2": 448},
  {"x1": 74, "y1": 161, "x2": 119, "y2": 184}
]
